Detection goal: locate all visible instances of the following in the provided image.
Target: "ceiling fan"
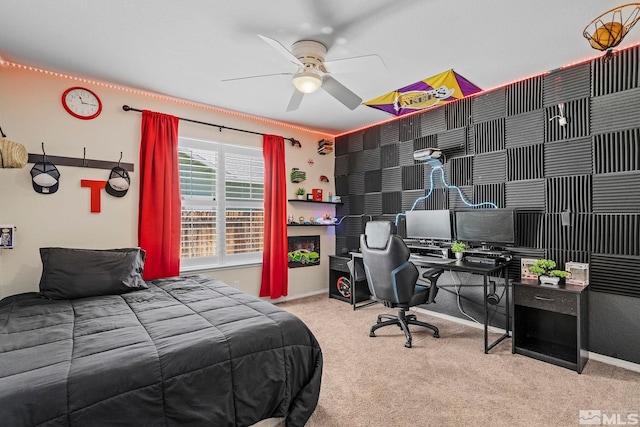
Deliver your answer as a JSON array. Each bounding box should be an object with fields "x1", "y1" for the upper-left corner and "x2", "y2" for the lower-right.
[{"x1": 223, "y1": 34, "x2": 385, "y2": 111}]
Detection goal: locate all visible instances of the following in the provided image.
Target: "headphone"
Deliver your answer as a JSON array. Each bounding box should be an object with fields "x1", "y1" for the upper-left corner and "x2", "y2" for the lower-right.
[{"x1": 486, "y1": 280, "x2": 501, "y2": 305}]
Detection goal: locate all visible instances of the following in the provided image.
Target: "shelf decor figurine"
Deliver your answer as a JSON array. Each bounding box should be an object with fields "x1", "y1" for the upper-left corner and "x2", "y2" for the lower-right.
[
  {"x1": 528, "y1": 259, "x2": 571, "y2": 286},
  {"x1": 451, "y1": 241, "x2": 467, "y2": 260},
  {"x1": 295, "y1": 187, "x2": 305, "y2": 199}
]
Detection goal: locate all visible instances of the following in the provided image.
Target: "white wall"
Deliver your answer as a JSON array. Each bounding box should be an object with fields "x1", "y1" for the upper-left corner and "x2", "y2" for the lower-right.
[{"x1": 0, "y1": 65, "x2": 335, "y2": 299}]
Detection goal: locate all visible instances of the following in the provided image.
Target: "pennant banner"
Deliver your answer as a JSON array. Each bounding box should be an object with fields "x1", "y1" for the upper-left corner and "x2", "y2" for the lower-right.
[{"x1": 363, "y1": 69, "x2": 481, "y2": 116}]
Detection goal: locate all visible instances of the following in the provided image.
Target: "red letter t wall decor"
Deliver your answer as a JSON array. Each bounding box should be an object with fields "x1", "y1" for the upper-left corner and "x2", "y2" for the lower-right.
[{"x1": 80, "y1": 180, "x2": 107, "y2": 213}]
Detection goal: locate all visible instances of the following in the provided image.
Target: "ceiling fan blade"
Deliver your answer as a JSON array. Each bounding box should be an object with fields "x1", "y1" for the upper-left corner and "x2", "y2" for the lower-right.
[
  {"x1": 286, "y1": 89, "x2": 304, "y2": 112},
  {"x1": 324, "y1": 54, "x2": 386, "y2": 74},
  {"x1": 221, "y1": 72, "x2": 292, "y2": 82},
  {"x1": 321, "y1": 76, "x2": 362, "y2": 110},
  {"x1": 257, "y1": 34, "x2": 304, "y2": 67}
]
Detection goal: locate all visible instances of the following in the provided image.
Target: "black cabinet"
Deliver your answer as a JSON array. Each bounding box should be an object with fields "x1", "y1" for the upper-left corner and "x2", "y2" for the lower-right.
[
  {"x1": 513, "y1": 280, "x2": 589, "y2": 373},
  {"x1": 328, "y1": 255, "x2": 370, "y2": 304}
]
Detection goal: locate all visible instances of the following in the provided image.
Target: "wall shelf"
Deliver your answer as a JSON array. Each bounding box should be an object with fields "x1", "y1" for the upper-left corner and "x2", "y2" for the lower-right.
[{"x1": 287, "y1": 199, "x2": 342, "y2": 205}]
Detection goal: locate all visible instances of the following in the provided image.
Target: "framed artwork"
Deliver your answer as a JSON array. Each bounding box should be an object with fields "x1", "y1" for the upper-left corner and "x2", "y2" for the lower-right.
[{"x1": 288, "y1": 235, "x2": 320, "y2": 268}]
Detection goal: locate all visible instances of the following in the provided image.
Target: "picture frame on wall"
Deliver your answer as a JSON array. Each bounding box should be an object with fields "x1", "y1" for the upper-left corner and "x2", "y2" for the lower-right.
[{"x1": 288, "y1": 235, "x2": 320, "y2": 268}]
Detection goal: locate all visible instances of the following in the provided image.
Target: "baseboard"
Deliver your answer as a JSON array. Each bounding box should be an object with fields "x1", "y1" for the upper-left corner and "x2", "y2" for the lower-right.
[
  {"x1": 267, "y1": 289, "x2": 326, "y2": 304},
  {"x1": 588, "y1": 352, "x2": 640, "y2": 373},
  {"x1": 414, "y1": 307, "x2": 640, "y2": 373}
]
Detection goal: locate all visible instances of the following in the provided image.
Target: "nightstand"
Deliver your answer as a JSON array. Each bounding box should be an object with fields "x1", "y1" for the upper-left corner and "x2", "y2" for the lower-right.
[{"x1": 513, "y1": 279, "x2": 589, "y2": 373}]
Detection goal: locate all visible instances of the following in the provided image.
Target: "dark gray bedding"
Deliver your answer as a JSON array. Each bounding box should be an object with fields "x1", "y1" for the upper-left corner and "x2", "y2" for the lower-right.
[{"x1": 0, "y1": 275, "x2": 322, "y2": 426}]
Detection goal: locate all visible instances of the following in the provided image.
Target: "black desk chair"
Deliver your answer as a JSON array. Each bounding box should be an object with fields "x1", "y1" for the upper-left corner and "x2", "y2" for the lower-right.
[{"x1": 360, "y1": 221, "x2": 441, "y2": 348}]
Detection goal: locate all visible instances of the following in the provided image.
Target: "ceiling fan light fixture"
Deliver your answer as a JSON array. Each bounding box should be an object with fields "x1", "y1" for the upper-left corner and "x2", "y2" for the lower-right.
[{"x1": 292, "y1": 72, "x2": 322, "y2": 94}]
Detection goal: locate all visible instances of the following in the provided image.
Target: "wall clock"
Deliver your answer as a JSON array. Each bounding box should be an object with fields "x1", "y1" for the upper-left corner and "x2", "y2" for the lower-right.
[{"x1": 61, "y1": 87, "x2": 102, "y2": 120}]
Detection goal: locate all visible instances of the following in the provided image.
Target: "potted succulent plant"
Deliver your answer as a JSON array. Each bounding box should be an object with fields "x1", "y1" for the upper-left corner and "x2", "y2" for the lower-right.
[
  {"x1": 295, "y1": 187, "x2": 306, "y2": 199},
  {"x1": 529, "y1": 259, "x2": 571, "y2": 286},
  {"x1": 451, "y1": 241, "x2": 467, "y2": 260}
]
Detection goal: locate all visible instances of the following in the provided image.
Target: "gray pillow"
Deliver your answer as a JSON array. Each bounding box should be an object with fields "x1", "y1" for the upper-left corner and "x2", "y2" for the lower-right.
[{"x1": 39, "y1": 247, "x2": 148, "y2": 300}]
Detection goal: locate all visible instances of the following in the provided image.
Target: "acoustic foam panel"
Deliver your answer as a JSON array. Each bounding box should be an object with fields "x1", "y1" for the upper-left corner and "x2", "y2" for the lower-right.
[
  {"x1": 362, "y1": 147, "x2": 381, "y2": 172},
  {"x1": 590, "y1": 253, "x2": 640, "y2": 298},
  {"x1": 398, "y1": 140, "x2": 417, "y2": 166},
  {"x1": 505, "y1": 180, "x2": 546, "y2": 210},
  {"x1": 335, "y1": 135, "x2": 349, "y2": 156},
  {"x1": 474, "y1": 183, "x2": 505, "y2": 208},
  {"x1": 544, "y1": 97, "x2": 591, "y2": 142},
  {"x1": 592, "y1": 214, "x2": 640, "y2": 256},
  {"x1": 473, "y1": 151, "x2": 506, "y2": 184},
  {"x1": 381, "y1": 167, "x2": 403, "y2": 192},
  {"x1": 363, "y1": 127, "x2": 381, "y2": 150},
  {"x1": 335, "y1": 176, "x2": 348, "y2": 196},
  {"x1": 380, "y1": 143, "x2": 399, "y2": 169},
  {"x1": 347, "y1": 150, "x2": 364, "y2": 174},
  {"x1": 420, "y1": 103, "x2": 448, "y2": 134},
  {"x1": 365, "y1": 193, "x2": 383, "y2": 216},
  {"x1": 545, "y1": 213, "x2": 591, "y2": 252},
  {"x1": 348, "y1": 131, "x2": 364, "y2": 152},
  {"x1": 506, "y1": 75, "x2": 543, "y2": 116},
  {"x1": 448, "y1": 185, "x2": 473, "y2": 209},
  {"x1": 364, "y1": 170, "x2": 382, "y2": 193},
  {"x1": 380, "y1": 121, "x2": 400, "y2": 145},
  {"x1": 437, "y1": 127, "x2": 467, "y2": 158},
  {"x1": 446, "y1": 97, "x2": 473, "y2": 129},
  {"x1": 334, "y1": 155, "x2": 348, "y2": 177},
  {"x1": 544, "y1": 137, "x2": 592, "y2": 177},
  {"x1": 506, "y1": 144, "x2": 544, "y2": 181},
  {"x1": 515, "y1": 211, "x2": 545, "y2": 249},
  {"x1": 591, "y1": 45, "x2": 640, "y2": 97},
  {"x1": 546, "y1": 175, "x2": 592, "y2": 213},
  {"x1": 402, "y1": 189, "x2": 425, "y2": 211},
  {"x1": 449, "y1": 156, "x2": 473, "y2": 187},
  {"x1": 414, "y1": 134, "x2": 438, "y2": 151},
  {"x1": 399, "y1": 115, "x2": 422, "y2": 142},
  {"x1": 401, "y1": 164, "x2": 424, "y2": 190},
  {"x1": 543, "y1": 62, "x2": 591, "y2": 107},
  {"x1": 382, "y1": 191, "x2": 402, "y2": 214},
  {"x1": 348, "y1": 172, "x2": 365, "y2": 195},
  {"x1": 474, "y1": 118, "x2": 505, "y2": 154},
  {"x1": 505, "y1": 109, "x2": 545, "y2": 148},
  {"x1": 592, "y1": 171, "x2": 640, "y2": 212},
  {"x1": 591, "y1": 87, "x2": 640, "y2": 134},
  {"x1": 472, "y1": 87, "x2": 506, "y2": 123},
  {"x1": 593, "y1": 128, "x2": 640, "y2": 174}
]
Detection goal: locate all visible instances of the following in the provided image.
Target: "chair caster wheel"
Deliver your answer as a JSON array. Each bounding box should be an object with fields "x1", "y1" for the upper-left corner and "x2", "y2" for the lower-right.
[
  {"x1": 370, "y1": 331, "x2": 376, "y2": 337},
  {"x1": 405, "y1": 342, "x2": 412, "y2": 348},
  {"x1": 433, "y1": 332, "x2": 440, "y2": 338}
]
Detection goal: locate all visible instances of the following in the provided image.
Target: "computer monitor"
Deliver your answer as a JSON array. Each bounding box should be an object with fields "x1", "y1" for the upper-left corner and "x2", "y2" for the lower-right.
[
  {"x1": 404, "y1": 209, "x2": 452, "y2": 244},
  {"x1": 453, "y1": 209, "x2": 516, "y2": 250}
]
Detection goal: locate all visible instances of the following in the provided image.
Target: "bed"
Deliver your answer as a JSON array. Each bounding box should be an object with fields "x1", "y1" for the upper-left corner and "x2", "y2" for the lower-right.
[{"x1": 0, "y1": 248, "x2": 322, "y2": 427}]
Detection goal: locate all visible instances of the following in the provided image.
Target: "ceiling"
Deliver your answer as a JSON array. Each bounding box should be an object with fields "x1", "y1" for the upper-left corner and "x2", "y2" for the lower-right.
[{"x1": 1, "y1": 0, "x2": 639, "y2": 136}]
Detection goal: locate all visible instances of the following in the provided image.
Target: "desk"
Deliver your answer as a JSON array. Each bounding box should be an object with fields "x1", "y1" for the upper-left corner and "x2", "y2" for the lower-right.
[{"x1": 351, "y1": 252, "x2": 511, "y2": 354}]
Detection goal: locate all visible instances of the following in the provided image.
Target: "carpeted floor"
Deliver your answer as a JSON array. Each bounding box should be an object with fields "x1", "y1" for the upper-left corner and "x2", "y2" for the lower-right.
[{"x1": 277, "y1": 294, "x2": 640, "y2": 427}]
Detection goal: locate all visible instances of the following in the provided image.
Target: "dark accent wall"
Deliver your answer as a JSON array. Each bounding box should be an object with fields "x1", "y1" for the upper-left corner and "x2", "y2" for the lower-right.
[{"x1": 334, "y1": 46, "x2": 640, "y2": 364}]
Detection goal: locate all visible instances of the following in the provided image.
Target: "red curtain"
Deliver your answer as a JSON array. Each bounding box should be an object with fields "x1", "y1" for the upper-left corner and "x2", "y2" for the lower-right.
[
  {"x1": 260, "y1": 134, "x2": 288, "y2": 298},
  {"x1": 138, "y1": 110, "x2": 181, "y2": 280}
]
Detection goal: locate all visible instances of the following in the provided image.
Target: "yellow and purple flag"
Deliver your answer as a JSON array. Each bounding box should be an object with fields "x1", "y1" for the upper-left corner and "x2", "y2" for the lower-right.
[{"x1": 364, "y1": 69, "x2": 481, "y2": 116}]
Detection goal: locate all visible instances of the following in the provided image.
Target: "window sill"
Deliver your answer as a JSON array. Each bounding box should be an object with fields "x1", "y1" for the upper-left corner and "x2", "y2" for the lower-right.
[{"x1": 181, "y1": 261, "x2": 263, "y2": 274}]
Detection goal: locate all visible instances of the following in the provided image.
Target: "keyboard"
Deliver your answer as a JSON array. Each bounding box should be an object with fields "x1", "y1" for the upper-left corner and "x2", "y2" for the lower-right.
[{"x1": 410, "y1": 254, "x2": 452, "y2": 264}]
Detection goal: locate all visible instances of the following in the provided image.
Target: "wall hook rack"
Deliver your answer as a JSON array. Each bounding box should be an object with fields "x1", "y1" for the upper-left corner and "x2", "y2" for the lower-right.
[{"x1": 27, "y1": 144, "x2": 134, "y2": 171}]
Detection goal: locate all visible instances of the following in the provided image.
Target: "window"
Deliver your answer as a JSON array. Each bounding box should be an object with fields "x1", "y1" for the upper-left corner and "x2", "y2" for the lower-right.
[{"x1": 178, "y1": 137, "x2": 264, "y2": 269}]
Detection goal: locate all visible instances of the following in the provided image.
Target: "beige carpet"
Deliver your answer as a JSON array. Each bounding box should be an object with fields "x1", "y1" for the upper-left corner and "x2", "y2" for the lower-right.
[{"x1": 277, "y1": 295, "x2": 640, "y2": 427}]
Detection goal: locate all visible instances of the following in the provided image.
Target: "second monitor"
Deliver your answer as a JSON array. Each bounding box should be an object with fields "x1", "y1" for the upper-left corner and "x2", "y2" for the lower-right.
[{"x1": 404, "y1": 209, "x2": 452, "y2": 246}]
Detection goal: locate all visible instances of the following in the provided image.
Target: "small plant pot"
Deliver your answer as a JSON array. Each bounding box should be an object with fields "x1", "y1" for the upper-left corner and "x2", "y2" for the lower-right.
[
  {"x1": 297, "y1": 195, "x2": 304, "y2": 200},
  {"x1": 455, "y1": 252, "x2": 463, "y2": 260},
  {"x1": 539, "y1": 275, "x2": 560, "y2": 286}
]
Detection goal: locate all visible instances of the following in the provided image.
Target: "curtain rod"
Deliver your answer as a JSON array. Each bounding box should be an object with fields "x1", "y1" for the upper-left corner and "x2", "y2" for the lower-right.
[{"x1": 122, "y1": 105, "x2": 298, "y2": 144}]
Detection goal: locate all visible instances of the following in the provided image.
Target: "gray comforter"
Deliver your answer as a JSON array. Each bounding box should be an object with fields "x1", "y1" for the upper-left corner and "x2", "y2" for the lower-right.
[{"x1": 0, "y1": 275, "x2": 322, "y2": 426}]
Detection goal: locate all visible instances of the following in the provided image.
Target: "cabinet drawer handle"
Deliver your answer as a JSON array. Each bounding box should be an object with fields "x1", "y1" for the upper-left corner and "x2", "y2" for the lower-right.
[{"x1": 534, "y1": 295, "x2": 554, "y2": 302}]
